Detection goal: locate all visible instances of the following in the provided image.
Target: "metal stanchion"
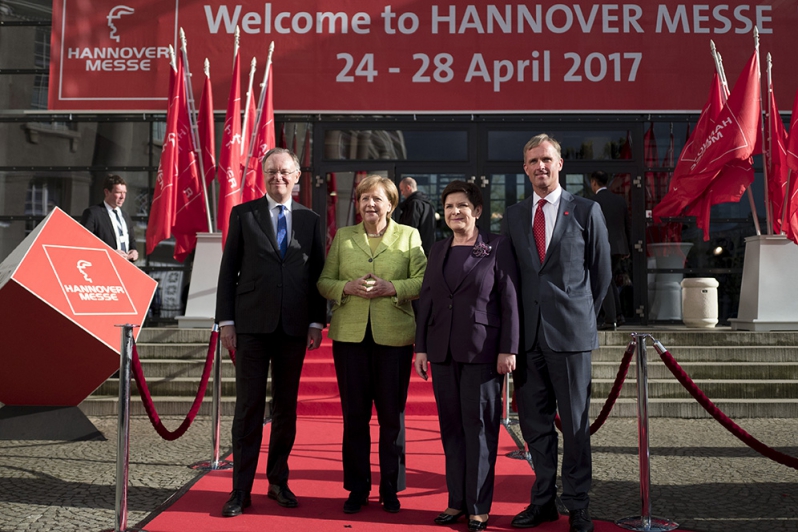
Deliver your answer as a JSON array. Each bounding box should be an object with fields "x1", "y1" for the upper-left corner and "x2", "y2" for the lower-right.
[
  {"x1": 191, "y1": 324, "x2": 233, "y2": 471},
  {"x1": 617, "y1": 333, "x2": 678, "y2": 532},
  {"x1": 102, "y1": 324, "x2": 146, "y2": 532},
  {"x1": 501, "y1": 373, "x2": 533, "y2": 465}
]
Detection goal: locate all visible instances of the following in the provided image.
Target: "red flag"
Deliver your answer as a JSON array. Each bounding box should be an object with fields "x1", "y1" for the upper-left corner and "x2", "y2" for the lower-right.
[
  {"x1": 784, "y1": 88, "x2": 798, "y2": 243},
  {"x1": 766, "y1": 81, "x2": 789, "y2": 235},
  {"x1": 654, "y1": 73, "x2": 724, "y2": 222},
  {"x1": 655, "y1": 52, "x2": 760, "y2": 240},
  {"x1": 197, "y1": 63, "x2": 216, "y2": 188},
  {"x1": 242, "y1": 63, "x2": 275, "y2": 202},
  {"x1": 146, "y1": 57, "x2": 180, "y2": 256},
  {"x1": 172, "y1": 53, "x2": 208, "y2": 262},
  {"x1": 217, "y1": 48, "x2": 243, "y2": 247},
  {"x1": 239, "y1": 59, "x2": 257, "y2": 188}
]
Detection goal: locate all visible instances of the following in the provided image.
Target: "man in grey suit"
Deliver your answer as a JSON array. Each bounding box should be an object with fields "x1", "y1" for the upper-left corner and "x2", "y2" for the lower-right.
[
  {"x1": 216, "y1": 148, "x2": 327, "y2": 517},
  {"x1": 503, "y1": 135, "x2": 611, "y2": 532},
  {"x1": 590, "y1": 171, "x2": 631, "y2": 330}
]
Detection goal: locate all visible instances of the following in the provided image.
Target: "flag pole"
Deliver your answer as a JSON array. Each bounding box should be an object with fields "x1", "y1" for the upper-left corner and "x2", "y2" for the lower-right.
[
  {"x1": 241, "y1": 41, "x2": 275, "y2": 200},
  {"x1": 204, "y1": 57, "x2": 219, "y2": 230},
  {"x1": 756, "y1": 30, "x2": 771, "y2": 235},
  {"x1": 242, "y1": 57, "x2": 257, "y2": 159},
  {"x1": 179, "y1": 28, "x2": 213, "y2": 233}
]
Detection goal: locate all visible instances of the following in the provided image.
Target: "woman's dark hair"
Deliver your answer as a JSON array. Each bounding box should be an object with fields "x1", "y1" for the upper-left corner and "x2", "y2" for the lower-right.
[{"x1": 440, "y1": 180, "x2": 483, "y2": 210}]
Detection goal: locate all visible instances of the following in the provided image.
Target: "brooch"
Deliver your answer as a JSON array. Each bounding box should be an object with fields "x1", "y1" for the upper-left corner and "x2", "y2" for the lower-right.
[{"x1": 472, "y1": 241, "x2": 492, "y2": 258}]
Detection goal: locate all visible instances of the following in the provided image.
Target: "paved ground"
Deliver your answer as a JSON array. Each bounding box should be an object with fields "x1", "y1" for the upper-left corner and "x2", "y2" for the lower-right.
[{"x1": 0, "y1": 415, "x2": 796, "y2": 532}]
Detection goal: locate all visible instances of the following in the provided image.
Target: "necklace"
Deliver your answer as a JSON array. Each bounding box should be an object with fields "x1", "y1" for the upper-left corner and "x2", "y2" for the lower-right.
[{"x1": 366, "y1": 229, "x2": 386, "y2": 238}]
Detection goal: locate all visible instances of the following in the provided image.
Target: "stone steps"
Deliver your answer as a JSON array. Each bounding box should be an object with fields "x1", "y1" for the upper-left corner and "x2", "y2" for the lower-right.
[{"x1": 77, "y1": 327, "x2": 798, "y2": 418}]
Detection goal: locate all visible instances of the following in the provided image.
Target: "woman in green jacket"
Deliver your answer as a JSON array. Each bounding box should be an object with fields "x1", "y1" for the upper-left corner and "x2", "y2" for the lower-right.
[{"x1": 317, "y1": 175, "x2": 427, "y2": 515}]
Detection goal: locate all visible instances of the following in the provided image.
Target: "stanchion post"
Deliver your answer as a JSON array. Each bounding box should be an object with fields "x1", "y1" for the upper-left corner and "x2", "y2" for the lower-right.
[
  {"x1": 102, "y1": 324, "x2": 146, "y2": 532},
  {"x1": 616, "y1": 333, "x2": 678, "y2": 532},
  {"x1": 191, "y1": 324, "x2": 233, "y2": 471},
  {"x1": 500, "y1": 373, "x2": 533, "y2": 465}
]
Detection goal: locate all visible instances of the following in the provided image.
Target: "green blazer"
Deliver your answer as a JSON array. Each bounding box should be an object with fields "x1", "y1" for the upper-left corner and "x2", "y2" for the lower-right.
[{"x1": 318, "y1": 220, "x2": 427, "y2": 346}]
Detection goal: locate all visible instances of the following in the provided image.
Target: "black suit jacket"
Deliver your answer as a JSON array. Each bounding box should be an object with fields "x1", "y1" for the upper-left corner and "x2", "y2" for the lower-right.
[
  {"x1": 80, "y1": 203, "x2": 137, "y2": 254},
  {"x1": 215, "y1": 196, "x2": 327, "y2": 336},
  {"x1": 415, "y1": 231, "x2": 519, "y2": 364},
  {"x1": 593, "y1": 188, "x2": 630, "y2": 256},
  {"x1": 397, "y1": 191, "x2": 436, "y2": 256}
]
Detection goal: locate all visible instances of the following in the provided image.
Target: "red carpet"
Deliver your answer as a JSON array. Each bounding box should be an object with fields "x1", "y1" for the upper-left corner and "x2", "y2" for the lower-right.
[
  {"x1": 296, "y1": 330, "x2": 438, "y2": 416},
  {"x1": 145, "y1": 416, "x2": 636, "y2": 531}
]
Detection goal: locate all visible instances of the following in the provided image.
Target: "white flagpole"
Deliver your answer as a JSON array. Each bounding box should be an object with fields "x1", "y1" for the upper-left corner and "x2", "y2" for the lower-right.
[
  {"x1": 179, "y1": 28, "x2": 213, "y2": 233},
  {"x1": 756, "y1": 30, "x2": 771, "y2": 235},
  {"x1": 241, "y1": 41, "x2": 275, "y2": 200},
  {"x1": 242, "y1": 57, "x2": 257, "y2": 159}
]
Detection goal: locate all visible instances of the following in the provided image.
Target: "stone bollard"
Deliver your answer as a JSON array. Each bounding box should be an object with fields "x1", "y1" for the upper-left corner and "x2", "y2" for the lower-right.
[{"x1": 681, "y1": 278, "x2": 719, "y2": 328}]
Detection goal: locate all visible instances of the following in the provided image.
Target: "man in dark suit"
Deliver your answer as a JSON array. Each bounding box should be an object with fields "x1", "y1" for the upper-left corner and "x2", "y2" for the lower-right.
[
  {"x1": 590, "y1": 171, "x2": 631, "y2": 330},
  {"x1": 80, "y1": 175, "x2": 138, "y2": 262},
  {"x1": 216, "y1": 148, "x2": 327, "y2": 517},
  {"x1": 397, "y1": 177, "x2": 436, "y2": 256},
  {"x1": 502, "y1": 134, "x2": 611, "y2": 532}
]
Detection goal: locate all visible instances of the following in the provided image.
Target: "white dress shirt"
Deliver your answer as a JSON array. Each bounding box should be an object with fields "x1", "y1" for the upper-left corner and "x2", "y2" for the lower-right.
[{"x1": 103, "y1": 201, "x2": 130, "y2": 252}]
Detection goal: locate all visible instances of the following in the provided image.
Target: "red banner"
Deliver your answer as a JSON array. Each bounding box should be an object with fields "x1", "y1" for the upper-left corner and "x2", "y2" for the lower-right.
[{"x1": 49, "y1": 1, "x2": 798, "y2": 113}]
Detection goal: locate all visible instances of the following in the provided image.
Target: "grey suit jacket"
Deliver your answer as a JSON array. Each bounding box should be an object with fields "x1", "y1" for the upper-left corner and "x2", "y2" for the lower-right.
[
  {"x1": 502, "y1": 189, "x2": 611, "y2": 353},
  {"x1": 593, "y1": 189, "x2": 630, "y2": 256},
  {"x1": 215, "y1": 196, "x2": 327, "y2": 336}
]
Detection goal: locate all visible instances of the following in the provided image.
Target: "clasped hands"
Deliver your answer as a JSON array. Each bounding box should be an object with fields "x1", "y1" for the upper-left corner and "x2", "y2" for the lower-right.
[{"x1": 343, "y1": 273, "x2": 396, "y2": 299}]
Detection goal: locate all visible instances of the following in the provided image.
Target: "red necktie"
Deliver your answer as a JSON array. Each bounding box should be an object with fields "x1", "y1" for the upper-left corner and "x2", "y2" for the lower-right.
[{"x1": 534, "y1": 199, "x2": 547, "y2": 263}]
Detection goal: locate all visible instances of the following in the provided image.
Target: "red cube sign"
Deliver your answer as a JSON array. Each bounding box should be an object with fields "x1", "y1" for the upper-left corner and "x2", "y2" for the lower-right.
[{"x1": 0, "y1": 208, "x2": 157, "y2": 406}]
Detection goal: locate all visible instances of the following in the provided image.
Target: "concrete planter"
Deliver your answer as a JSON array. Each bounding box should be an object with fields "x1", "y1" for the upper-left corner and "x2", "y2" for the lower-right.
[{"x1": 681, "y1": 277, "x2": 719, "y2": 328}]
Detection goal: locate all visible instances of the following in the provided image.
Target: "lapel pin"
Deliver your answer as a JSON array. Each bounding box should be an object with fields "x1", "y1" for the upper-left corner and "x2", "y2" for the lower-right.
[{"x1": 564, "y1": 211, "x2": 570, "y2": 216}]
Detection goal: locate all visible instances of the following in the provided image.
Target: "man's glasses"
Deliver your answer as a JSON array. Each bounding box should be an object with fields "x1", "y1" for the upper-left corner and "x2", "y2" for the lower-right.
[{"x1": 265, "y1": 169, "x2": 298, "y2": 177}]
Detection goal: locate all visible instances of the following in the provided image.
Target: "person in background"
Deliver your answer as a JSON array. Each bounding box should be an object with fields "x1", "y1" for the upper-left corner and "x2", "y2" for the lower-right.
[
  {"x1": 216, "y1": 148, "x2": 327, "y2": 517},
  {"x1": 81, "y1": 174, "x2": 138, "y2": 262},
  {"x1": 590, "y1": 170, "x2": 631, "y2": 330},
  {"x1": 414, "y1": 180, "x2": 519, "y2": 532},
  {"x1": 502, "y1": 134, "x2": 611, "y2": 532},
  {"x1": 317, "y1": 175, "x2": 426, "y2": 515},
  {"x1": 397, "y1": 176, "x2": 436, "y2": 256}
]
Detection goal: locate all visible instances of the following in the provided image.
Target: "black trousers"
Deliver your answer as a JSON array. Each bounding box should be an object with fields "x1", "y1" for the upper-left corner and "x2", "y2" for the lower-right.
[
  {"x1": 516, "y1": 331, "x2": 592, "y2": 511},
  {"x1": 431, "y1": 357, "x2": 503, "y2": 515},
  {"x1": 601, "y1": 254, "x2": 623, "y2": 322},
  {"x1": 332, "y1": 327, "x2": 413, "y2": 496},
  {"x1": 232, "y1": 330, "x2": 306, "y2": 493}
]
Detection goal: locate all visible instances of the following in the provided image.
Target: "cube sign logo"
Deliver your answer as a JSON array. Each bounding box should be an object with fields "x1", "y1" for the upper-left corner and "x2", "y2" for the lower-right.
[{"x1": 42, "y1": 245, "x2": 137, "y2": 316}]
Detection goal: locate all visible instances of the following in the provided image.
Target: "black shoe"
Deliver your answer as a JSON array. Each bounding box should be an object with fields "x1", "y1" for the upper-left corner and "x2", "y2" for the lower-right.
[
  {"x1": 433, "y1": 510, "x2": 465, "y2": 525},
  {"x1": 568, "y1": 508, "x2": 594, "y2": 532},
  {"x1": 222, "y1": 490, "x2": 251, "y2": 517},
  {"x1": 343, "y1": 491, "x2": 369, "y2": 514},
  {"x1": 616, "y1": 314, "x2": 626, "y2": 326},
  {"x1": 267, "y1": 484, "x2": 298, "y2": 508},
  {"x1": 380, "y1": 492, "x2": 401, "y2": 513},
  {"x1": 598, "y1": 322, "x2": 617, "y2": 331},
  {"x1": 468, "y1": 516, "x2": 490, "y2": 531},
  {"x1": 511, "y1": 501, "x2": 559, "y2": 528}
]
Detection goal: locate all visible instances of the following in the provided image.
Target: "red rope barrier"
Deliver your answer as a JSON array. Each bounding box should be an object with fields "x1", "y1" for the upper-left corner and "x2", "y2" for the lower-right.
[
  {"x1": 130, "y1": 330, "x2": 218, "y2": 441},
  {"x1": 554, "y1": 340, "x2": 636, "y2": 435},
  {"x1": 656, "y1": 344, "x2": 798, "y2": 470}
]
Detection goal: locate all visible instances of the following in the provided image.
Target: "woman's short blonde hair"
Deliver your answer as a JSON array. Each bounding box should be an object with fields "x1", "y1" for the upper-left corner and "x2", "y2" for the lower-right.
[{"x1": 356, "y1": 175, "x2": 399, "y2": 214}]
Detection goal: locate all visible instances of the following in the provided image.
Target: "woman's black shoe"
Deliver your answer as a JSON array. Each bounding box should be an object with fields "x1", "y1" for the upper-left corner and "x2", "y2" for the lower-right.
[
  {"x1": 433, "y1": 510, "x2": 465, "y2": 525},
  {"x1": 343, "y1": 491, "x2": 369, "y2": 514},
  {"x1": 468, "y1": 516, "x2": 489, "y2": 531}
]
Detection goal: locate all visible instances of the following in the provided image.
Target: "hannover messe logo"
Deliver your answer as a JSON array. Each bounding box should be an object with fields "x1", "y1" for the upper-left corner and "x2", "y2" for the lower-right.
[
  {"x1": 42, "y1": 245, "x2": 137, "y2": 316},
  {"x1": 107, "y1": 5, "x2": 135, "y2": 42}
]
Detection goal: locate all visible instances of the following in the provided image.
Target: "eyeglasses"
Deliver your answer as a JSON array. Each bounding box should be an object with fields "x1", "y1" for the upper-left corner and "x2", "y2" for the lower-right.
[{"x1": 265, "y1": 169, "x2": 298, "y2": 177}]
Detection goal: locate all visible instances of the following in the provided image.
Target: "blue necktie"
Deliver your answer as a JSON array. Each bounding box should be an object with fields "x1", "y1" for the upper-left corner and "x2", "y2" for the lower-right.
[
  {"x1": 277, "y1": 205, "x2": 287, "y2": 257},
  {"x1": 112, "y1": 209, "x2": 127, "y2": 252}
]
